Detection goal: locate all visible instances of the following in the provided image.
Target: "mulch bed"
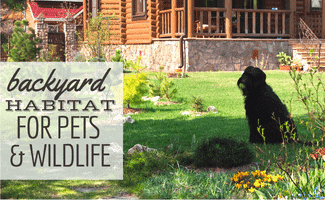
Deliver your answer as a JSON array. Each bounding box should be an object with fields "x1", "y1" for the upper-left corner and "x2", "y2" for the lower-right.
[
  {"x1": 123, "y1": 107, "x2": 144, "y2": 115},
  {"x1": 155, "y1": 100, "x2": 182, "y2": 105},
  {"x1": 167, "y1": 73, "x2": 181, "y2": 78}
]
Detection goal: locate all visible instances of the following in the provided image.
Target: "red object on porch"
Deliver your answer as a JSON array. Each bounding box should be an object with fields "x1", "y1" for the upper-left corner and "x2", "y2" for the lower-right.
[{"x1": 29, "y1": 2, "x2": 83, "y2": 19}]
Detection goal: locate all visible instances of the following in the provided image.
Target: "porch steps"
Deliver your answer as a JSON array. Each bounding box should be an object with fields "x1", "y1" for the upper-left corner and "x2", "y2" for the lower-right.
[{"x1": 289, "y1": 41, "x2": 325, "y2": 71}]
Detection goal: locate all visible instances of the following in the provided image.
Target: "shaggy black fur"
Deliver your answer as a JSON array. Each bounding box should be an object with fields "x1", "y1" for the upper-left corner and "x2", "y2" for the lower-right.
[{"x1": 237, "y1": 66, "x2": 297, "y2": 144}]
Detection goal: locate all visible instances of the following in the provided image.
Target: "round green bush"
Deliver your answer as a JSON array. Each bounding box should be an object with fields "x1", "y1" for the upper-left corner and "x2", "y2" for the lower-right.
[{"x1": 193, "y1": 136, "x2": 254, "y2": 168}]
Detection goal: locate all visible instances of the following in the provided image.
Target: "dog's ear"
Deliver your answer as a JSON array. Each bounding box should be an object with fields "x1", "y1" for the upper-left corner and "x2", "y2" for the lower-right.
[{"x1": 251, "y1": 67, "x2": 266, "y2": 87}]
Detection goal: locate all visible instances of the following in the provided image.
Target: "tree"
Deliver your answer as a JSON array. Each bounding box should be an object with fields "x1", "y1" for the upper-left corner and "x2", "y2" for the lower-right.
[
  {"x1": 1, "y1": 0, "x2": 27, "y2": 12},
  {"x1": 1, "y1": 20, "x2": 42, "y2": 61},
  {"x1": 76, "y1": 12, "x2": 119, "y2": 61}
]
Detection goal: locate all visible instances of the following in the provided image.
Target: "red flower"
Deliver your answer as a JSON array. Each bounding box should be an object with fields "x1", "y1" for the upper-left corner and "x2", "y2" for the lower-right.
[
  {"x1": 310, "y1": 153, "x2": 318, "y2": 160},
  {"x1": 310, "y1": 147, "x2": 325, "y2": 160}
]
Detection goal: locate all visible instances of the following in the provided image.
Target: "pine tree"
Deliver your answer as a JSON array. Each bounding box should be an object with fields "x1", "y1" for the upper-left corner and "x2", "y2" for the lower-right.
[
  {"x1": 1, "y1": 0, "x2": 27, "y2": 12},
  {"x1": 1, "y1": 20, "x2": 42, "y2": 61}
]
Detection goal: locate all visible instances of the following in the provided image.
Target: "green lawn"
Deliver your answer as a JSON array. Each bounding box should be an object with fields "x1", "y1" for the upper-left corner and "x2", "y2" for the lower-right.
[{"x1": 1, "y1": 70, "x2": 324, "y2": 199}]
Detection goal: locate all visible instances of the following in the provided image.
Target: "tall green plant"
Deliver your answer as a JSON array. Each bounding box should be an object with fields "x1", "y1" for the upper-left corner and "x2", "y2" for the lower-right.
[
  {"x1": 1, "y1": 20, "x2": 42, "y2": 61},
  {"x1": 255, "y1": 64, "x2": 325, "y2": 199},
  {"x1": 76, "y1": 12, "x2": 118, "y2": 61},
  {"x1": 148, "y1": 66, "x2": 166, "y2": 97}
]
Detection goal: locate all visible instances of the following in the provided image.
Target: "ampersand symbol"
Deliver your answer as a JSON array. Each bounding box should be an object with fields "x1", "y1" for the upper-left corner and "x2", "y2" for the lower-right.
[{"x1": 10, "y1": 145, "x2": 25, "y2": 167}]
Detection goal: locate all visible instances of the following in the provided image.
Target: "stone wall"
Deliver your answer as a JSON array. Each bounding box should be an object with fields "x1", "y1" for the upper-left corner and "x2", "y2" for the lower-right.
[
  {"x1": 35, "y1": 22, "x2": 48, "y2": 50},
  {"x1": 64, "y1": 23, "x2": 76, "y2": 62},
  {"x1": 81, "y1": 39, "x2": 293, "y2": 72},
  {"x1": 185, "y1": 39, "x2": 293, "y2": 71}
]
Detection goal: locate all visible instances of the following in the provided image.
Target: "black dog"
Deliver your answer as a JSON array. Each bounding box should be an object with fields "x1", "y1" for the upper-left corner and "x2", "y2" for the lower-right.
[{"x1": 237, "y1": 66, "x2": 297, "y2": 144}]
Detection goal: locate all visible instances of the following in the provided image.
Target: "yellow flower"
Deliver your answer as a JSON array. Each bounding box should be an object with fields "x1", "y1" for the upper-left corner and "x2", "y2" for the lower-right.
[
  {"x1": 261, "y1": 182, "x2": 265, "y2": 188},
  {"x1": 251, "y1": 171, "x2": 257, "y2": 177},
  {"x1": 254, "y1": 180, "x2": 261, "y2": 188},
  {"x1": 233, "y1": 177, "x2": 239, "y2": 182},
  {"x1": 235, "y1": 183, "x2": 242, "y2": 189},
  {"x1": 243, "y1": 184, "x2": 248, "y2": 189},
  {"x1": 272, "y1": 176, "x2": 279, "y2": 183},
  {"x1": 248, "y1": 187, "x2": 255, "y2": 193}
]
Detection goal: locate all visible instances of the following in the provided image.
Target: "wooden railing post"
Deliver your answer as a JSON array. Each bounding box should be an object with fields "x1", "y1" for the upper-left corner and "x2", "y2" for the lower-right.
[
  {"x1": 322, "y1": 0, "x2": 325, "y2": 38},
  {"x1": 225, "y1": 0, "x2": 232, "y2": 38},
  {"x1": 171, "y1": 0, "x2": 177, "y2": 38},
  {"x1": 188, "y1": 0, "x2": 194, "y2": 37},
  {"x1": 83, "y1": 0, "x2": 87, "y2": 39},
  {"x1": 290, "y1": 0, "x2": 296, "y2": 38}
]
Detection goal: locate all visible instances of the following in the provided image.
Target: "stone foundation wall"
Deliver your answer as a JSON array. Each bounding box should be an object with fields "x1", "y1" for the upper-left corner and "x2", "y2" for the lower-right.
[
  {"x1": 100, "y1": 39, "x2": 182, "y2": 72},
  {"x1": 81, "y1": 39, "x2": 293, "y2": 72},
  {"x1": 185, "y1": 39, "x2": 293, "y2": 71}
]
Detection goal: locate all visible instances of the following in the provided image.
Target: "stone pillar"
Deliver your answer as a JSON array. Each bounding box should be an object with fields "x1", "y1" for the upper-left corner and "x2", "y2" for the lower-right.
[
  {"x1": 35, "y1": 22, "x2": 48, "y2": 51},
  {"x1": 290, "y1": 0, "x2": 296, "y2": 38},
  {"x1": 187, "y1": 0, "x2": 194, "y2": 38},
  {"x1": 64, "y1": 23, "x2": 76, "y2": 62},
  {"x1": 225, "y1": 0, "x2": 232, "y2": 38}
]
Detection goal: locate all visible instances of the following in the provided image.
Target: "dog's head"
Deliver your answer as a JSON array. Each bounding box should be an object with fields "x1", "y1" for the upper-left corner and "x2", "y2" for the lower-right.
[{"x1": 237, "y1": 66, "x2": 266, "y2": 96}]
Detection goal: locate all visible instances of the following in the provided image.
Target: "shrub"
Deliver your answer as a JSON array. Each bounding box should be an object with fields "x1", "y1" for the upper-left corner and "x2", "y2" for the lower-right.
[
  {"x1": 1, "y1": 20, "x2": 42, "y2": 61},
  {"x1": 161, "y1": 76, "x2": 178, "y2": 100},
  {"x1": 123, "y1": 72, "x2": 149, "y2": 108},
  {"x1": 191, "y1": 96, "x2": 204, "y2": 112},
  {"x1": 111, "y1": 49, "x2": 125, "y2": 62},
  {"x1": 193, "y1": 136, "x2": 254, "y2": 168},
  {"x1": 37, "y1": 44, "x2": 60, "y2": 62},
  {"x1": 118, "y1": 151, "x2": 173, "y2": 187}
]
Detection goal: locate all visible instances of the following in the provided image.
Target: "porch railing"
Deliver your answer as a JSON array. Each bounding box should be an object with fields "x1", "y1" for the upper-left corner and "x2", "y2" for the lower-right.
[
  {"x1": 194, "y1": 7, "x2": 227, "y2": 37},
  {"x1": 232, "y1": 9, "x2": 291, "y2": 37},
  {"x1": 158, "y1": 8, "x2": 184, "y2": 37},
  {"x1": 158, "y1": 7, "x2": 292, "y2": 38}
]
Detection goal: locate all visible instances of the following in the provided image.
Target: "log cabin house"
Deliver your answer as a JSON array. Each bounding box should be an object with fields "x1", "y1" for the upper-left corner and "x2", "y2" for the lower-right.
[
  {"x1": 81, "y1": 0, "x2": 325, "y2": 71},
  {"x1": 84, "y1": 0, "x2": 324, "y2": 42},
  {"x1": 15, "y1": 0, "x2": 325, "y2": 71}
]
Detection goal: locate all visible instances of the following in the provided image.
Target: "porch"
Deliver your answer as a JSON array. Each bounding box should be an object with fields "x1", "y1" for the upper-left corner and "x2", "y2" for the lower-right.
[{"x1": 156, "y1": 0, "x2": 317, "y2": 39}]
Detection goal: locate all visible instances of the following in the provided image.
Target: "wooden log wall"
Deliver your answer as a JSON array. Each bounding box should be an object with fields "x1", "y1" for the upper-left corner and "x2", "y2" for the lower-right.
[
  {"x1": 100, "y1": 0, "x2": 124, "y2": 44},
  {"x1": 123, "y1": 0, "x2": 157, "y2": 44}
]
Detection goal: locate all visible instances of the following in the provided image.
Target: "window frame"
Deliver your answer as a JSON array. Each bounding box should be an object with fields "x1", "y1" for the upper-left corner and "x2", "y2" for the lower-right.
[
  {"x1": 132, "y1": 0, "x2": 147, "y2": 21},
  {"x1": 310, "y1": 0, "x2": 322, "y2": 11}
]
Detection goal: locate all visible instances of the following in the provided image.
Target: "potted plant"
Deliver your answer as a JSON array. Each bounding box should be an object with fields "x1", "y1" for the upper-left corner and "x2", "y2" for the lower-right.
[
  {"x1": 276, "y1": 51, "x2": 292, "y2": 70},
  {"x1": 291, "y1": 58, "x2": 303, "y2": 71}
]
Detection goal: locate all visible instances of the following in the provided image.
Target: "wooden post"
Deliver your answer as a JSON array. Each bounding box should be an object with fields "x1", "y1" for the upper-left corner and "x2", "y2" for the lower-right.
[
  {"x1": 290, "y1": 0, "x2": 296, "y2": 38},
  {"x1": 188, "y1": 0, "x2": 194, "y2": 38},
  {"x1": 171, "y1": 0, "x2": 177, "y2": 38},
  {"x1": 225, "y1": 0, "x2": 232, "y2": 38},
  {"x1": 322, "y1": 0, "x2": 325, "y2": 38},
  {"x1": 83, "y1": 0, "x2": 86, "y2": 37}
]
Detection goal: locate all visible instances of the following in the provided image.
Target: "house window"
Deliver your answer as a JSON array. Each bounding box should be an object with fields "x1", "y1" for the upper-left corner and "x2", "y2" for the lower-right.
[
  {"x1": 311, "y1": 0, "x2": 322, "y2": 11},
  {"x1": 132, "y1": 0, "x2": 147, "y2": 20}
]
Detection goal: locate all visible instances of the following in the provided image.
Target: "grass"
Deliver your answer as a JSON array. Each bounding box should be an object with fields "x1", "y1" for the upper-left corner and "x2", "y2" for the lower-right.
[{"x1": 1, "y1": 70, "x2": 324, "y2": 199}]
